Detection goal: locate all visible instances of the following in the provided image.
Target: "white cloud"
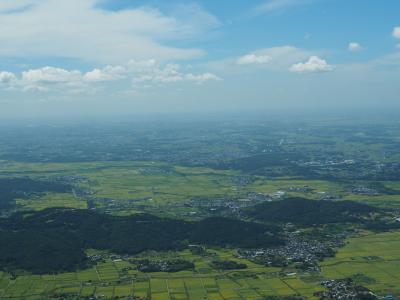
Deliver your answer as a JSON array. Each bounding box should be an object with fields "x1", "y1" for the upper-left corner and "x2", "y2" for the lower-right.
[
  {"x1": 237, "y1": 54, "x2": 271, "y2": 65},
  {"x1": 247, "y1": 46, "x2": 312, "y2": 69},
  {"x1": 84, "y1": 66, "x2": 126, "y2": 82},
  {"x1": 20, "y1": 66, "x2": 84, "y2": 93},
  {"x1": 205, "y1": 46, "x2": 315, "y2": 75},
  {"x1": 22, "y1": 67, "x2": 82, "y2": 83},
  {"x1": 0, "y1": 71, "x2": 17, "y2": 84},
  {"x1": 290, "y1": 56, "x2": 333, "y2": 74},
  {"x1": 0, "y1": 0, "x2": 219, "y2": 64},
  {"x1": 2, "y1": 59, "x2": 221, "y2": 93},
  {"x1": 393, "y1": 26, "x2": 400, "y2": 39},
  {"x1": 132, "y1": 62, "x2": 221, "y2": 85},
  {"x1": 254, "y1": 0, "x2": 313, "y2": 14},
  {"x1": 185, "y1": 73, "x2": 222, "y2": 84},
  {"x1": 133, "y1": 64, "x2": 183, "y2": 83},
  {"x1": 348, "y1": 42, "x2": 363, "y2": 52}
]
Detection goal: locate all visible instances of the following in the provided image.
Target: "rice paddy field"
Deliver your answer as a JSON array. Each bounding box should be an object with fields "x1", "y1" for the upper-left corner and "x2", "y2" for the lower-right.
[
  {"x1": 2, "y1": 160, "x2": 400, "y2": 216},
  {"x1": 0, "y1": 232, "x2": 400, "y2": 300},
  {"x1": 1, "y1": 161, "x2": 400, "y2": 298},
  {"x1": 321, "y1": 231, "x2": 400, "y2": 296},
  {"x1": 0, "y1": 274, "x2": 318, "y2": 300},
  {"x1": 1, "y1": 230, "x2": 399, "y2": 299},
  {"x1": 0, "y1": 248, "x2": 323, "y2": 299}
]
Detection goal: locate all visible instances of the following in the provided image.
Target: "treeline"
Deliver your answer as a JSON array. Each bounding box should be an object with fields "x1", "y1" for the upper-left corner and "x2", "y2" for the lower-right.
[
  {"x1": 215, "y1": 153, "x2": 304, "y2": 173},
  {"x1": 364, "y1": 221, "x2": 400, "y2": 232},
  {"x1": 211, "y1": 260, "x2": 247, "y2": 270},
  {"x1": 0, "y1": 177, "x2": 71, "y2": 211},
  {"x1": 0, "y1": 209, "x2": 283, "y2": 274},
  {"x1": 136, "y1": 259, "x2": 194, "y2": 273},
  {"x1": 245, "y1": 198, "x2": 379, "y2": 226},
  {"x1": 213, "y1": 153, "x2": 341, "y2": 180},
  {"x1": 213, "y1": 152, "x2": 400, "y2": 182}
]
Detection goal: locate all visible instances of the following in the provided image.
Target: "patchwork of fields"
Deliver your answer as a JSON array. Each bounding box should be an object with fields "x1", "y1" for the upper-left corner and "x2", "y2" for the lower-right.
[
  {"x1": 1, "y1": 161, "x2": 400, "y2": 299},
  {"x1": 0, "y1": 262, "x2": 321, "y2": 299},
  {"x1": 321, "y1": 231, "x2": 400, "y2": 296},
  {"x1": 0, "y1": 246, "x2": 317, "y2": 299},
  {"x1": 0, "y1": 231, "x2": 399, "y2": 299},
  {"x1": 2, "y1": 161, "x2": 400, "y2": 217}
]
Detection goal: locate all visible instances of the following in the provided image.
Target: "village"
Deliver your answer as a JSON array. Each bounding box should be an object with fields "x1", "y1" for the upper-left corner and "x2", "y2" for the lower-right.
[
  {"x1": 237, "y1": 231, "x2": 347, "y2": 272},
  {"x1": 317, "y1": 279, "x2": 378, "y2": 299}
]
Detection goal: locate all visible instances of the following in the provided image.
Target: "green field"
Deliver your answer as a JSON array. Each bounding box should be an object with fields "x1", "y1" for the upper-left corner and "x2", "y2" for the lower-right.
[
  {"x1": 0, "y1": 248, "x2": 323, "y2": 299},
  {"x1": 1, "y1": 160, "x2": 400, "y2": 298},
  {"x1": 1, "y1": 230, "x2": 399, "y2": 299},
  {"x1": 321, "y1": 231, "x2": 400, "y2": 296},
  {"x1": 3, "y1": 160, "x2": 400, "y2": 217},
  {"x1": 16, "y1": 192, "x2": 87, "y2": 210}
]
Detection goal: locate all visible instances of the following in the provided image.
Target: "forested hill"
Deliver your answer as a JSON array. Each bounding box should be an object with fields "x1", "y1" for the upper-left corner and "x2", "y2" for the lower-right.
[
  {"x1": 0, "y1": 209, "x2": 283, "y2": 274},
  {"x1": 244, "y1": 197, "x2": 379, "y2": 226},
  {"x1": 0, "y1": 177, "x2": 71, "y2": 211}
]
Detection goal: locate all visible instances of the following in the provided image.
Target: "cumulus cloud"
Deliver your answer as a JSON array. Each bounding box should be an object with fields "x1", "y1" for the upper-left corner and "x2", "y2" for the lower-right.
[
  {"x1": 22, "y1": 67, "x2": 82, "y2": 83},
  {"x1": 0, "y1": 0, "x2": 219, "y2": 64},
  {"x1": 247, "y1": 46, "x2": 312, "y2": 70},
  {"x1": 290, "y1": 56, "x2": 333, "y2": 74},
  {"x1": 1, "y1": 59, "x2": 221, "y2": 93},
  {"x1": 131, "y1": 62, "x2": 221, "y2": 85},
  {"x1": 184, "y1": 73, "x2": 222, "y2": 84},
  {"x1": 133, "y1": 64, "x2": 183, "y2": 83},
  {"x1": 84, "y1": 66, "x2": 126, "y2": 82},
  {"x1": 237, "y1": 54, "x2": 271, "y2": 65},
  {"x1": 348, "y1": 42, "x2": 363, "y2": 52},
  {"x1": 0, "y1": 71, "x2": 17, "y2": 84},
  {"x1": 20, "y1": 67, "x2": 84, "y2": 92},
  {"x1": 393, "y1": 26, "x2": 400, "y2": 39},
  {"x1": 208, "y1": 46, "x2": 312, "y2": 72}
]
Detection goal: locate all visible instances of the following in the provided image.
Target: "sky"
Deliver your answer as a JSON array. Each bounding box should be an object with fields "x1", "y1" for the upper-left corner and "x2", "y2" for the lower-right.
[{"x1": 0, "y1": 0, "x2": 400, "y2": 119}]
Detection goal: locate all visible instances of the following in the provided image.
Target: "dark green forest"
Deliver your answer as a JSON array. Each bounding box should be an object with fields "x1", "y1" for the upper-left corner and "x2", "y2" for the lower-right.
[
  {"x1": 0, "y1": 178, "x2": 71, "y2": 211},
  {"x1": 245, "y1": 198, "x2": 379, "y2": 226},
  {"x1": 0, "y1": 209, "x2": 283, "y2": 274}
]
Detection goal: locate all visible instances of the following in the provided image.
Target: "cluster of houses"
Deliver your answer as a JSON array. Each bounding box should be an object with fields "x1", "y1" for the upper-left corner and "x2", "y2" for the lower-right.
[
  {"x1": 231, "y1": 175, "x2": 255, "y2": 186},
  {"x1": 237, "y1": 232, "x2": 345, "y2": 272},
  {"x1": 287, "y1": 186, "x2": 313, "y2": 193},
  {"x1": 316, "y1": 279, "x2": 377, "y2": 299},
  {"x1": 187, "y1": 191, "x2": 285, "y2": 212},
  {"x1": 187, "y1": 194, "x2": 262, "y2": 212},
  {"x1": 299, "y1": 159, "x2": 355, "y2": 167},
  {"x1": 56, "y1": 175, "x2": 89, "y2": 185},
  {"x1": 87, "y1": 253, "x2": 129, "y2": 263},
  {"x1": 350, "y1": 186, "x2": 379, "y2": 196}
]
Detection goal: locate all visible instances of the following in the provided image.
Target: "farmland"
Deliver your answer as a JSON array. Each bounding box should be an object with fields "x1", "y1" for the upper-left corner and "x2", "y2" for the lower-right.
[
  {"x1": 321, "y1": 231, "x2": 400, "y2": 296},
  {"x1": 1, "y1": 119, "x2": 400, "y2": 299},
  {"x1": 2, "y1": 160, "x2": 400, "y2": 218},
  {"x1": 0, "y1": 248, "x2": 321, "y2": 299},
  {"x1": 1, "y1": 230, "x2": 399, "y2": 299}
]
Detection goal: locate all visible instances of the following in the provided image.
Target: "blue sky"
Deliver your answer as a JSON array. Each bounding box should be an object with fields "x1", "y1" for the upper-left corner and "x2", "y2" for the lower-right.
[{"x1": 0, "y1": 0, "x2": 399, "y2": 118}]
